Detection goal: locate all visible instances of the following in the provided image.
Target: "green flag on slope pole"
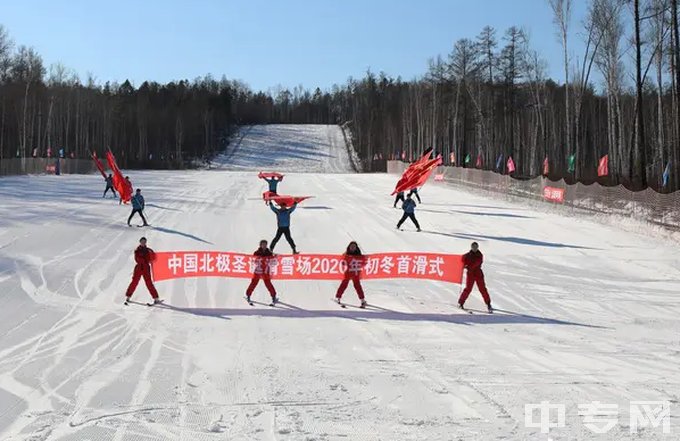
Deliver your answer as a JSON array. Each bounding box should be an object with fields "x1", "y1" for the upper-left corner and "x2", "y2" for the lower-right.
[
  {"x1": 465, "y1": 154, "x2": 471, "y2": 164},
  {"x1": 567, "y1": 154, "x2": 575, "y2": 173}
]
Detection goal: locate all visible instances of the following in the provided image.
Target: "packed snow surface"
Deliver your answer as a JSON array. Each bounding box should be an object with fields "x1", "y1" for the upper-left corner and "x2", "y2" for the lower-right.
[{"x1": 0, "y1": 125, "x2": 678, "y2": 440}]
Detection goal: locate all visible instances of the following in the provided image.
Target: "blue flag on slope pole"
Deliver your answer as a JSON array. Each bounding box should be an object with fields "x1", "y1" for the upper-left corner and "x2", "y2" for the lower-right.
[
  {"x1": 662, "y1": 161, "x2": 671, "y2": 188},
  {"x1": 495, "y1": 153, "x2": 504, "y2": 171}
]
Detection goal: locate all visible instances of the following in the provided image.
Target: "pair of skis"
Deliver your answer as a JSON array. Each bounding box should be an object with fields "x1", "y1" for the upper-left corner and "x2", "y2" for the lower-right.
[
  {"x1": 125, "y1": 299, "x2": 164, "y2": 307},
  {"x1": 458, "y1": 305, "x2": 493, "y2": 314},
  {"x1": 335, "y1": 298, "x2": 367, "y2": 309},
  {"x1": 246, "y1": 296, "x2": 278, "y2": 307}
]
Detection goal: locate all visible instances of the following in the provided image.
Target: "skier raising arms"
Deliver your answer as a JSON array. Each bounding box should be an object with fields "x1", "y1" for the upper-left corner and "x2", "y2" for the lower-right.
[
  {"x1": 458, "y1": 242, "x2": 493, "y2": 313},
  {"x1": 269, "y1": 201, "x2": 299, "y2": 254},
  {"x1": 103, "y1": 174, "x2": 116, "y2": 198},
  {"x1": 264, "y1": 175, "x2": 282, "y2": 195},
  {"x1": 396, "y1": 193, "x2": 421, "y2": 231},
  {"x1": 335, "y1": 241, "x2": 367, "y2": 308},
  {"x1": 124, "y1": 237, "x2": 162, "y2": 305},
  {"x1": 245, "y1": 240, "x2": 278, "y2": 305},
  {"x1": 128, "y1": 189, "x2": 149, "y2": 227}
]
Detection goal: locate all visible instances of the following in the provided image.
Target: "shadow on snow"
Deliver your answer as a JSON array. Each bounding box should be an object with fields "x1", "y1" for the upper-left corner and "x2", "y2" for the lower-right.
[
  {"x1": 153, "y1": 302, "x2": 601, "y2": 328},
  {"x1": 421, "y1": 230, "x2": 595, "y2": 249}
]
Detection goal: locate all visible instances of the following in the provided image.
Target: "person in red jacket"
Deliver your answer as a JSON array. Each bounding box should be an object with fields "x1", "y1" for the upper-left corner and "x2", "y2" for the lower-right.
[
  {"x1": 125, "y1": 237, "x2": 162, "y2": 305},
  {"x1": 245, "y1": 240, "x2": 278, "y2": 305},
  {"x1": 458, "y1": 242, "x2": 493, "y2": 313},
  {"x1": 335, "y1": 241, "x2": 367, "y2": 308}
]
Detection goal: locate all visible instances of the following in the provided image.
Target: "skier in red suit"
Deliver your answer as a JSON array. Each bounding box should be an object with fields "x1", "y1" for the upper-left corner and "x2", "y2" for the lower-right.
[
  {"x1": 335, "y1": 241, "x2": 367, "y2": 308},
  {"x1": 246, "y1": 240, "x2": 278, "y2": 304},
  {"x1": 458, "y1": 242, "x2": 493, "y2": 313},
  {"x1": 125, "y1": 237, "x2": 162, "y2": 305}
]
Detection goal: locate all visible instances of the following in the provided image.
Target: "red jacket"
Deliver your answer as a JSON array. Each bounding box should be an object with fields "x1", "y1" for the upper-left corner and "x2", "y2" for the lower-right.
[
  {"x1": 463, "y1": 250, "x2": 484, "y2": 276},
  {"x1": 253, "y1": 248, "x2": 274, "y2": 276},
  {"x1": 134, "y1": 246, "x2": 156, "y2": 266},
  {"x1": 254, "y1": 248, "x2": 273, "y2": 257}
]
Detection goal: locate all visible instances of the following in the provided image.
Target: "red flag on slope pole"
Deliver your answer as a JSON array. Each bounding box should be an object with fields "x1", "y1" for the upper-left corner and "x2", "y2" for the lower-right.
[
  {"x1": 475, "y1": 153, "x2": 483, "y2": 168},
  {"x1": 507, "y1": 157, "x2": 516, "y2": 174},
  {"x1": 597, "y1": 155, "x2": 609, "y2": 177},
  {"x1": 543, "y1": 157, "x2": 549, "y2": 176},
  {"x1": 597, "y1": 155, "x2": 609, "y2": 176}
]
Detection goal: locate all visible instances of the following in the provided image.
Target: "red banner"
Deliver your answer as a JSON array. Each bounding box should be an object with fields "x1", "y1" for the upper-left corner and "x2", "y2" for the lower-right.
[
  {"x1": 151, "y1": 252, "x2": 464, "y2": 284},
  {"x1": 543, "y1": 186, "x2": 565, "y2": 203},
  {"x1": 434, "y1": 174, "x2": 444, "y2": 181}
]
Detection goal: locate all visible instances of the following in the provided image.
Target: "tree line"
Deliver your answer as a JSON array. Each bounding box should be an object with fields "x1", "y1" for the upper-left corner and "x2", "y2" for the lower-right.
[
  {"x1": 1, "y1": 0, "x2": 679, "y2": 192},
  {"x1": 341, "y1": 0, "x2": 680, "y2": 192}
]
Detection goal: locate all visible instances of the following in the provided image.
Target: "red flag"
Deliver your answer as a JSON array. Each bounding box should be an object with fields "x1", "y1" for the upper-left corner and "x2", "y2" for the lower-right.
[
  {"x1": 475, "y1": 154, "x2": 483, "y2": 168},
  {"x1": 106, "y1": 151, "x2": 132, "y2": 203},
  {"x1": 91, "y1": 151, "x2": 107, "y2": 179},
  {"x1": 392, "y1": 149, "x2": 433, "y2": 194},
  {"x1": 270, "y1": 195, "x2": 312, "y2": 206},
  {"x1": 507, "y1": 157, "x2": 516, "y2": 174},
  {"x1": 543, "y1": 157, "x2": 549, "y2": 176},
  {"x1": 258, "y1": 172, "x2": 284, "y2": 180},
  {"x1": 395, "y1": 156, "x2": 442, "y2": 194},
  {"x1": 598, "y1": 155, "x2": 608, "y2": 177},
  {"x1": 411, "y1": 156, "x2": 443, "y2": 188}
]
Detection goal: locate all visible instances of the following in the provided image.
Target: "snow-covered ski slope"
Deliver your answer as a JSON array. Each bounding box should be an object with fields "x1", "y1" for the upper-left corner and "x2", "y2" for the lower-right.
[
  {"x1": 0, "y1": 125, "x2": 678, "y2": 440},
  {"x1": 215, "y1": 124, "x2": 356, "y2": 173}
]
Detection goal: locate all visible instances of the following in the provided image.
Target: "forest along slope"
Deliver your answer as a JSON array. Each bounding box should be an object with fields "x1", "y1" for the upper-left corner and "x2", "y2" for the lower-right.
[
  {"x1": 215, "y1": 124, "x2": 355, "y2": 173},
  {"x1": 0, "y1": 124, "x2": 677, "y2": 440}
]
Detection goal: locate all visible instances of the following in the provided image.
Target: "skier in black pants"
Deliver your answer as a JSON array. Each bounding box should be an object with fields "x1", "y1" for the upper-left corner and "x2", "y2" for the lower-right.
[
  {"x1": 393, "y1": 191, "x2": 405, "y2": 208},
  {"x1": 408, "y1": 187, "x2": 421, "y2": 203},
  {"x1": 103, "y1": 174, "x2": 117, "y2": 198},
  {"x1": 128, "y1": 189, "x2": 149, "y2": 227},
  {"x1": 397, "y1": 193, "x2": 421, "y2": 231},
  {"x1": 269, "y1": 201, "x2": 299, "y2": 254}
]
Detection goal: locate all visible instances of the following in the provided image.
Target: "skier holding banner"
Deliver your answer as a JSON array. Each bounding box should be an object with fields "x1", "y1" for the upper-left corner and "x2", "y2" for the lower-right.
[
  {"x1": 458, "y1": 242, "x2": 493, "y2": 313},
  {"x1": 124, "y1": 237, "x2": 162, "y2": 305},
  {"x1": 245, "y1": 240, "x2": 278, "y2": 305},
  {"x1": 335, "y1": 241, "x2": 367, "y2": 308}
]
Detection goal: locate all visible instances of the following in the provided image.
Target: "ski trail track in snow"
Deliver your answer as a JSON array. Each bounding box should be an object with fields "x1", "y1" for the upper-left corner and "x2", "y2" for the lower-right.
[{"x1": 0, "y1": 124, "x2": 678, "y2": 440}]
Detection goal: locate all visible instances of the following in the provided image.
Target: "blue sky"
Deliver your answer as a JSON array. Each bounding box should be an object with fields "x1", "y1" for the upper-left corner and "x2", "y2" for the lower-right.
[{"x1": 2, "y1": 0, "x2": 590, "y2": 91}]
